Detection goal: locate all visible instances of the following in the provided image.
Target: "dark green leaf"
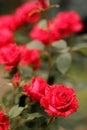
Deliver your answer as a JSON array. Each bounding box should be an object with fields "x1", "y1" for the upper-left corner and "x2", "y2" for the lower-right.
[
  {"x1": 19, "y1": 66, "x2": 33, "y2": 79},
  {"x1": 8, "y1": 105, "x2": 24, "y2": 118},
  {"x1": 26, "y1": 113, "x2": 42, "y2": 121},
  {"x1": 27, "y1": 40, "x2": 44, "y2": 50},
  {"x1": 56, "y1": 53, "x2": 72, "y2": 74},
  {"x1": 52, "y1": 40, "x2": 67, "y2": 49}
]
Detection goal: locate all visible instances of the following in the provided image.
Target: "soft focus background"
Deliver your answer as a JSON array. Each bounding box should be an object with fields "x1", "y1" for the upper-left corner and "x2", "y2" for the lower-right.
[{"x1": 0, "y1": 0, "x2": 87, "y2": 130}]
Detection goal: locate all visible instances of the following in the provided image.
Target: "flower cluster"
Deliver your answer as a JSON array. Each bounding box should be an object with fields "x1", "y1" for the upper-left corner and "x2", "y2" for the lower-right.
[
  {"x1": 30, "y1": 22, "x2": 61, "y2": 45},
  {"x1": 0, "y1": 0, "x2": 83, "y2": 69},
  {"x1": 0, "y1": 1, "x2": 49, "y2": 31},
  {"x1": 0, "y1": 44, "x2": 41, "y2": 70},
  {"x1": 24, "y1": 77, "x2": 79, "y2": 117},
  {"x1": 30, "y1": 11, "x2": 83, "y2": 45},
  {"x1": 0, "y1": 0, "x2": 49, "y2": 71}
]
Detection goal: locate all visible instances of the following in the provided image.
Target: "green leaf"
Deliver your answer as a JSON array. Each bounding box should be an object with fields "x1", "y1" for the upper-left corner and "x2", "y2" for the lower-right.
[
  {"x1": 19, "y1": 66, "x2": 33, "y2": 79},
  {"x1": 72, "y1": 43, "x2": 87, "y2": 55},
  {"x1": 52, "y1": 40, "x2": 67, "y2": 49},
  {"x1": 38, "y1": 20, "x2": 48, "y2": 28},
  {"x1": 8, "y1": 105, "x2": 24, "y2": 118},
  {"x1": 26, "y1": 113, "x2": 42, "y2": 121},
  {"x1": 27, "y1": 40, "x2": 44, "y2": 50},
  {"x1": 56, "y1": 53, "x2": 72, "y2": 74}
]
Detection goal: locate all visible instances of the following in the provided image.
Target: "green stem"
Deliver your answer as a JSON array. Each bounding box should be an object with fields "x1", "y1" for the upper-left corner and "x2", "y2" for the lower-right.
[{"x1": 46, "y1": 116, "x2": 56, "y2": 130}]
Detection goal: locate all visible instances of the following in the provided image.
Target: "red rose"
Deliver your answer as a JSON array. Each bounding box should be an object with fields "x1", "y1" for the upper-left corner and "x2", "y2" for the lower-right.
[
  {"x1": 0, "y1": 28, "x2": 14, "y2": 48},
  {"x1": 24, "y1": 77, "x2": 49, "y2": 101},
  {"x1": 0, "y1": 44, "x2": 20, "y2": 70},
  {"x1": 30, "y1": 22, "x2": 61, "y2": 45},
  {"x1": 48, "y1": 21, "x2": 61, "y2": 42},
  {"x1": 19, "y1": 45, "x2": 41, "y2": 70},
  {"x1": 37, "y1": 0, "x2": 49, "y2": 9},
  {"x1": 30, "y1": 25, "x2": 49, "y2": 45},
  {"x1": 16, "y1": 2, "x2": 40, "y2": 24},
  {"x1": 0, "y1": 15, "x2": 18, "y2": 31},
  {"x1": 12, "y1": 72, "x2": 21, "y2": 87},
  {"x1": 40, "y1": 85, "x2": 79, "y2": 117},
  {"x1": 54, "y1": 11, "x2": 83, "y2": 37},
  {"x1": 0, "y1": 110, "x2": 9, "y2": 130}
]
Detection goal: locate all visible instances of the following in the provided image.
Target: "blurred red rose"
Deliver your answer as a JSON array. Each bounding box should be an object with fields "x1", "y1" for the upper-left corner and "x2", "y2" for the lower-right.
[
  {"x1": 40, "y1": 85, "x2": 79, "y2": 117},
  {"x1": 30, "y1": 22, "x2": 61, "y2": 45},
  {"x1": 16, "y1": 2, "x2": 40, "y2": 24},
  {"x1": 0, "y1": 15, "x2": 19, "y2": 31},
  {"x1": 12, "y1": 72, "x2": 21, "y2": 87},
  {"x1": 37, "y1": 0, "x2": 49, "y2": 9},
  {"x1": 54, "y1": 11, "x2": 84, "y2": 37},
  {"x1": 30, "y1": 25, "x2": 49, "y2": 45},
  {"x1": 0, "y1": 44, "x2": 20, "y2": 70},
  {"x1": 0, "y1": 28, "x2": 14, "y2": 48},
  {"x1": 0, "y1": 110, "x2": 9, "y2": 130},
  {"x1": 24, "y1": 77, "x2": 49, "y2": 101},
  {"x1": 19, "y1": 45, "x2": 41, "y2": 70}
]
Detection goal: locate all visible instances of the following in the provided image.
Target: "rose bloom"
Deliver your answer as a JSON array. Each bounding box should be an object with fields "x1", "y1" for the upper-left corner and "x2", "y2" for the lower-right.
[
  {"x1": 19, "y1": 45, "x2": 41, "y2": 70},
  {"x1": 0, "y1": 15, "x2": 19, "y2": 31},
  {"x1": 0, "y1": 44, "x2": 20, "y2": 70},
  {"x1": 12, "y1": 72, "x2": 21, "y2": 87},
  {"x1": 40, "y1": 85, "x2": 79, "y2": 117},
  {"x1": 15, "y1": 2, "x2": 40, "y2": 24},
  {"x1": 30, "y1": 22, "x2": 61, "y2": 45},
  {"x1": 30, "y1": 25, "x2": 49, "y2": 45},
  {"x1": 0, "y1": 110, "x2": 9, "y2": 130},
  {"x1": 54, "y1": 11, "x2": 84, "y2": 37},
  {"x1": 0, "y1": 28, "x2": 14, "y2": 48},
  {"x1": 24, "y1": 77, "x2": 50, "y2": 101},
  {"x1": 37, "y1": 0, "x2": 49, "y2": 9}
]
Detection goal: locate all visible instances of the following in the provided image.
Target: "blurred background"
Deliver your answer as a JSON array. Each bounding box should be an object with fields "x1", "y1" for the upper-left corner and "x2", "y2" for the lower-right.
[{"x1": 0, "y1": 0, "x2": 87, "y2": 130}]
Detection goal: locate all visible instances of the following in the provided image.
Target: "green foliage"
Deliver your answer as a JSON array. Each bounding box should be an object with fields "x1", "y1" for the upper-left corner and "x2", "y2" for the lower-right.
[
  {"x1": 56, "y1": 52, "x2": 72, "y2": 74},
  {"x1": 72, "y1": 43, "x2": 87, "y2": 55},
  {"x1": 8, "y1": 105, "x2": 24, "y2": 118},
  {"x1": 27, "y1": 40, "x2": 44, "y2": 50},
  {"x1": 38, "y1": 20, "x2": 48, "y2": 28},
  {"x1": 52, "y1": 40, "x2": 67, "y2": 49},
  {"x1": 19, "y1": 66, "x2": 33, "y2": 79},
  {"x1": 25, "y1": 113, "x2": 42, "y2": 121},
  {"x1": 0, "y1": 1, "x2": 87, "y2": 130}
]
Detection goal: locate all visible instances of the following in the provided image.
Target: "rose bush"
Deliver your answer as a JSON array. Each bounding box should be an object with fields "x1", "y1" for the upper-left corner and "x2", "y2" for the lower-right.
[{"x1": 0, "y1": 0, "x2": 85, "y2": 129}]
